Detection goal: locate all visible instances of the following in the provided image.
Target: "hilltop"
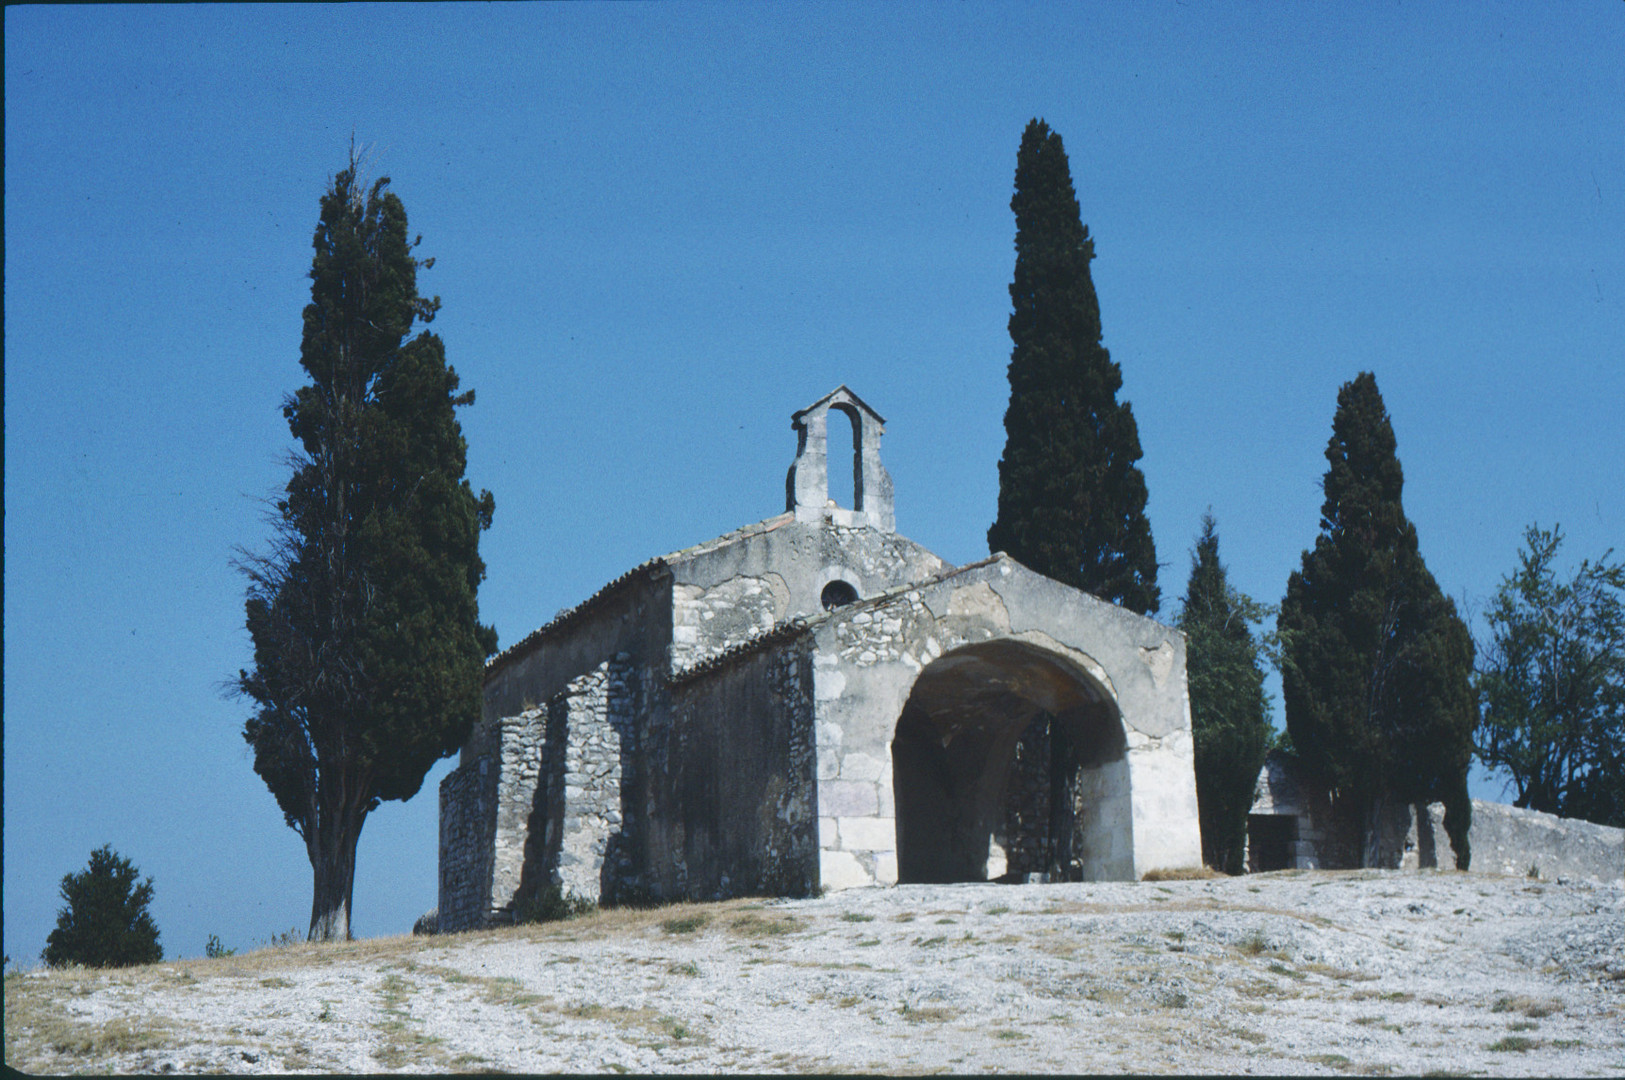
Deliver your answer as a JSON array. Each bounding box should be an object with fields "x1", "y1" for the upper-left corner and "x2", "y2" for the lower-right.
[{"x1": 5, "y1": 868, "x2": 1621, "y2": 1075}]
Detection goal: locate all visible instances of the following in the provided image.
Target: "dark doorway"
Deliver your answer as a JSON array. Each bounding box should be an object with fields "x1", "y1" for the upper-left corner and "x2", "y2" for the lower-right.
[
  {"x1": 891, "y1": 640, "x2": 1127, "y2": 884},
  {"x1": 1246, "y1": 814, "x2": 1297, "y2": 872}
]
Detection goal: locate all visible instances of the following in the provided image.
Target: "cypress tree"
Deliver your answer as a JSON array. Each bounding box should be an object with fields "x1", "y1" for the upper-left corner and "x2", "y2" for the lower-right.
[
  {"x1": 237, "y1": 152, "x2": 497, "y2": 941},
  {"x1": 1178, "y1": 514, "x2": 1272, "y2": 874},
  {"x1": 988, "y1": 119, "x2": 1159, "y2": 615},
  {"x1": 1278, "y1": 373, "x2": 1475, "y2": 868}
]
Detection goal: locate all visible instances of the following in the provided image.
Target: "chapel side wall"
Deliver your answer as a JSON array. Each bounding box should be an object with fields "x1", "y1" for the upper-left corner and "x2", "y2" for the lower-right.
[
  {"x1": 440, "y1": 571, "x2": 672, "y2": 928},
  {"x1": 646, "y1": 643, "x2": 818, "y2": 901},
  {"x1": 481, "y1": 572, "x2": 672, "y2": 722},
  {"x1": 438, "y1": 717, "x2": 501, "y2": 933}
]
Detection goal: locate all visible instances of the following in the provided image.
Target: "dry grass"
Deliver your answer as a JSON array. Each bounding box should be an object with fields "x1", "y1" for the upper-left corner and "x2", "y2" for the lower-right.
[
  {"x1": 1491, "y1": 994, "x2": 1561, "y2": 1018},
  {"x1": 1141, "y1": 866, "x2": 1221, "y2": 881}
]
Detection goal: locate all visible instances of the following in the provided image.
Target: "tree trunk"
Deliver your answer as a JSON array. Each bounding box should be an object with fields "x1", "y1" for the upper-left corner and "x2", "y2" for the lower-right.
[{"x1": 307, "y1": 808, "x2": 366, "y2": 942}]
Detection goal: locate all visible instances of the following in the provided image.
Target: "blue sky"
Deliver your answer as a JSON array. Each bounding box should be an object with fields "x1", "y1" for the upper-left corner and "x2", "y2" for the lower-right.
[{"x1": 5, "y1": 3, "x2": 1621, "y2": 966}]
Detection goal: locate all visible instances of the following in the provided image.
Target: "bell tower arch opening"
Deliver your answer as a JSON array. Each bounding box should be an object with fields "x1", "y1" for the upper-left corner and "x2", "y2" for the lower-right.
[
  {"x1": 828, "y1": 402, "x2": 860, "y2": 510},
  {"x1": 890, "y1": 639, "x2": 1129, "y2": 884}
]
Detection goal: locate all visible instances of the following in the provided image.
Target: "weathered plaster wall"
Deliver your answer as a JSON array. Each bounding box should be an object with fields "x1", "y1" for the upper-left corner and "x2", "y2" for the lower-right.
[
  {"x1": 647, "y1": 642, "x2": 819, "y2": 900},
  {"x1": 1414, "y1": 800, "x2": 1623, "y2": 884}
]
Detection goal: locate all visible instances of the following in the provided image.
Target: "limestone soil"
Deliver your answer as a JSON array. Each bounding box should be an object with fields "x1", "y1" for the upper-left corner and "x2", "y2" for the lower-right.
[{"x1": 5, "y1": 868, "x2": 1621, "y2": 1075}]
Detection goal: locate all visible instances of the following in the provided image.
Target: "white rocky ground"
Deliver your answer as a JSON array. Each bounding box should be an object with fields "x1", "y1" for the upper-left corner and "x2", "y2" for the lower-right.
[{"x1": 6, "y1": 868, "x2": 1622, "y2": 1076}]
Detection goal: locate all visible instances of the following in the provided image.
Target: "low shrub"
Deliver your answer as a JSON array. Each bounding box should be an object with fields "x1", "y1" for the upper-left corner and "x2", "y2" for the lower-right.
[{"x1": 514, "y1": 884, "x2": 596, "y2": 925}]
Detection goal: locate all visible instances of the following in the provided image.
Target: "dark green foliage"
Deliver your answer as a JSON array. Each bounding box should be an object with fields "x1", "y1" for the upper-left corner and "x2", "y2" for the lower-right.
[
  {"x1": 513, "y1": 882, "x2": 596, "y2": 925},
  {"x1": 1475, "y1": 525, "x2": 1624, "y2": 826},
  {"x1": 237, "y1": 151, "x2": 496, "y2": 941},
  {"x1": 42, "y1": 847, "x2": 163, "y2": 969},
  {"x1": 988, "y1": 119, "x2": 1158, "y2": 615},
  {"x1": 1278, "y1": 373, "x2": 1475, "y2": 867},
  {"x1": 204, "y1": 934, "x2": 236, "y2": 958},
  {"x1": 1178, "y1": 514, "x2": 1272, "y2": 874}
]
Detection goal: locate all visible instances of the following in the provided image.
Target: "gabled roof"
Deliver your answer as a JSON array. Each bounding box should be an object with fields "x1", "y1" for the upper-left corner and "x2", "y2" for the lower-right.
[
  {"x1": 791, "y1": 385, "x2": 886, "y2": 425},
  {"x1": 484, "y1": 512, "x2": 798, "y2": 679}
]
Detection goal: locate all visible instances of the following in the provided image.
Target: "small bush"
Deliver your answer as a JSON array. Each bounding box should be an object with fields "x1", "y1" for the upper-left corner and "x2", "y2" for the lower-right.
[
  {"x1": 514, "y1": 884, "x2": 595, "y2": 925},
  {"x1": 661, "y1": 914, "x2": 710, "y2": 935},
  {"x1": 1238, "y1": 931, "x2": 1268, "y2": 956},
  {"x1": 205, "y1": 934, "x2": 237, "y2": 959},
  {"x1": 42, "y1": 846, "x2": 163, "y2": 969},
  {"x1": 1487, "y1": 1036, "x2": 1535, "y2": 1052}
]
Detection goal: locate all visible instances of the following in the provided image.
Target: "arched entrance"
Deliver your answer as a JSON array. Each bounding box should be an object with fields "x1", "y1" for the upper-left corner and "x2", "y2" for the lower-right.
[{"x1": 891, "y1": 639, "x2": 1128, "y2": 884}]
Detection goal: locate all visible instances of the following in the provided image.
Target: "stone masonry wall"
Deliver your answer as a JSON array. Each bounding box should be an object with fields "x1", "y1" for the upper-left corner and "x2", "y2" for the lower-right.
[
  {"x1": 1412, "y1": 799, "x2": 1623, "y2": 884},
  {"x1": 671, "y1": 576, "x2": 785, "y2": 671},
  {"x1": 438, "y1": 717, "x2": 501, "y2": 932},
  {"x1": 552, "y1": 658, "x2": 639, "y2": 904},
  {"x1": 489, "y1": 709, "x2": 548, "y2": 920}
]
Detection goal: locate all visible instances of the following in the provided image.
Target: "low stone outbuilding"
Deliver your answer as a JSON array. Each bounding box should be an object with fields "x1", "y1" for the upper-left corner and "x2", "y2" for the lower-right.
[
  {"x1": 438, "y1": 388, "x2": 1203, "y2": 930},
  {"x1": 1245, "y1": 750, "x2": 1624, "y2": 884}
]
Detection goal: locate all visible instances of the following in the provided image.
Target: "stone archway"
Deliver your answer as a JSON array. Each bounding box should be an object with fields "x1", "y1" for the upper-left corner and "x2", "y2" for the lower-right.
[{"x1": 890, "y1": 639, "x2": 1129, "y2": 884}]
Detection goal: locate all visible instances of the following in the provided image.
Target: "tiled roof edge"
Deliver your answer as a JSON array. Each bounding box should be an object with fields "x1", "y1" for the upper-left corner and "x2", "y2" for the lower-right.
[{"x1": 484, "y1": 558, "x2": 671, "y2": 679}]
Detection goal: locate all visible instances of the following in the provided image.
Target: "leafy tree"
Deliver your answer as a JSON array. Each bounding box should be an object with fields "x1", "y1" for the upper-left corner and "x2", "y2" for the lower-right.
[
  {"x1": 237, "y1": 151, "x2": 497, "y2": 941},
  {"x1": 1278, "y1": 373, "x2": 1475, "y2": 868},
  {"x1": 988, "y1": 118, "x2": 1159, "y2": 615},
  {"x1": 42, "y1": 846, "x2": 163, "y2": 968},
  {"x1": 1475, "y1": 525, "x2": 1624, "y2": 826},
  {"x1": 1178, "y1": 513, "x2": 1273, "y2": 874}
]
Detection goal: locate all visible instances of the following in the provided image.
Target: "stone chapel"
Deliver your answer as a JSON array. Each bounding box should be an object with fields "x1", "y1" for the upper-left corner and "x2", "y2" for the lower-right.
[{"x1": 437, "y1": 387, "x2": 1203, "y2": 930}]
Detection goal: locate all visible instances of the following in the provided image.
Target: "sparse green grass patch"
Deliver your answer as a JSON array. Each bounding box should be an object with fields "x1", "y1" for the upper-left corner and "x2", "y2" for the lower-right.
[
  {"x1": 841, "y1": 912, "x2": 874, "y2": 923},
  {"x1": 661, "y1": 913, "x2": 711, "y2": 934},
  {"x1": 1487, "y1": 1035, "x2": 1536, "y2": 1052},
  {"x1": 728, "y1": 913, "x2": 799, "y2": 937}
]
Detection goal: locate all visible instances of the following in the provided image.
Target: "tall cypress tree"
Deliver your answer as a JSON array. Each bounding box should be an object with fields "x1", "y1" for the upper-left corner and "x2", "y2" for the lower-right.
[
  {"x1": 1178, "y1": 514, "x2": 1272, "y2": 874},
  {"x1": 1278, "y1": 373, "x2": 1475, "y2": 868},
  {"x1": 237, "y1": 153, "x2": 497, "y2": 941},
  {"x1": 988, "y1": 119, "x2": 1158, "y2": 615}
]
